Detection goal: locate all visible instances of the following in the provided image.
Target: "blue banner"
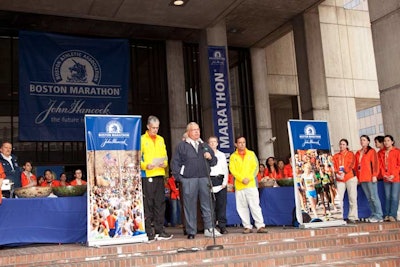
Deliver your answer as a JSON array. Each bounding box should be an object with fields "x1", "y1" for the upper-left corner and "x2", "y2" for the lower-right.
[
  {"x1": 288, "y1": 120, "x2": 331, "y2": 150},
  {"x1": 208, "y1": 46, "x2": 234, "y2": 157},
  {"x1": 85, "y1": 115, "x2": 141, "y2": 151},
  {"x1": 85, "y1": 115, "x2": 147, "y2": 246},
  {"x1": 19, "y1": 31, "x2": 129, "y2": 141}
]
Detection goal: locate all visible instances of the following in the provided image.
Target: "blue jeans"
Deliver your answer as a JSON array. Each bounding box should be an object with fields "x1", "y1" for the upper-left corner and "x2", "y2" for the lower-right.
[
  {"x1": 361, "y1": 182, "x2": 383, "y2": 220},
  {"x1": 170, "y1": 198, "x2": 182, "y2": 226},
  {"x1": 383, "y1": 182, "x2": 400, "y2": 217}
]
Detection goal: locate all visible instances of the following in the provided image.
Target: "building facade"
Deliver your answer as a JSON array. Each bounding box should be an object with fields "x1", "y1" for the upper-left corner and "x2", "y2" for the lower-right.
[{"x1": 0, "y1": 0, "x2": 397, "y2": 169}]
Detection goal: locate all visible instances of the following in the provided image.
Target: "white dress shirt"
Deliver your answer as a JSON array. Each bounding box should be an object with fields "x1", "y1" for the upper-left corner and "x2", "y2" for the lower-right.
[{"x1": 210, "y1": 149, "x2": 229, "y2": 186}]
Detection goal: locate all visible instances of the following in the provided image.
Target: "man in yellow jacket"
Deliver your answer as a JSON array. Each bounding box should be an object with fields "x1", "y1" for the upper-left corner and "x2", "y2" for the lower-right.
[
  {"x1": 229, "y1": 136, "x2": 268, "y2": 234},
  {"x1": 141, "y1": 115, "x2": 172, "y2": 241}
]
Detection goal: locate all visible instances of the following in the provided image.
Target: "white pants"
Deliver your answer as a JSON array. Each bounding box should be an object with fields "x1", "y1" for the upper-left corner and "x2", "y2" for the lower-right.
[
  {"x1": 337, "y1": 176, "x2": 358, "y2": 220},
  {"x1": 235, "y1": 187, "x2": 265, "y2": 229}
]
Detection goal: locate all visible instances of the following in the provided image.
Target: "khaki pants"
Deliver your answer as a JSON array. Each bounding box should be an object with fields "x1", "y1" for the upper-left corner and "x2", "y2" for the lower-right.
[{"x1": 337, "y1": 176, "x2": 358, "y2": 220}]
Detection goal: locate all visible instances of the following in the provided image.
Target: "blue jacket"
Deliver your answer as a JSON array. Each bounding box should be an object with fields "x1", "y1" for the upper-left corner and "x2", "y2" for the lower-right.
[
  {"x1": 0, "y1": 154, "x2": 22, "y2": 188},
  {"x1": 171, "y1": 140, "x2": 217, "y2": 181}
]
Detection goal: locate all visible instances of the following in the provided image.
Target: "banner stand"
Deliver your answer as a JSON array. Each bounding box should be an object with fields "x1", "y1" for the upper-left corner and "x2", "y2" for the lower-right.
[
  {"x1": 288, "y1": 120, "x2": 346, "y2": 229},
  {"x1": 300, "y1": 220, "x2": 347, "y2": 229},
  {"x1": 85, "y1": 115, "x2": 147, "y2": 247}
]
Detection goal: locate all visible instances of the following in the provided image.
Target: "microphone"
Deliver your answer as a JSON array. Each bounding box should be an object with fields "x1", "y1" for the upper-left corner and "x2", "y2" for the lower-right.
[{"x1": 202, "y1": 143, "x2": 208, "y2": 152}]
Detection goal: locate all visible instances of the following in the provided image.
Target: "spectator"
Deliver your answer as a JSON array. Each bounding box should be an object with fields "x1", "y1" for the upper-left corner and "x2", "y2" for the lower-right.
[
  {"x1": 208, "y1": 136, "x2": 229, "y2": 234},
  {"x1": 0, "y1": 141, "x2": 21, "y2": 189},
  {"x1": 229, "y1": 136, "x2": 268, "y2": 234},
  {"x1": 59, "y1": 173, "x2": 69, "y2": 186},
  {"x1": 333, "y1": 138, "x2": 358, "y2": 223},
  {"x1": 37, "y1": 175, "x2": 44, "y2": 186},
  {"x1": 379, "y1": 135, "x2": 400, "y2": 222},
  {"x1": 40, "y1": 169, "x2": 61, "y2": 187},
  {"x1": 374, "y1": 135, "x2": 385, "y2": 180},
  {"x1": 0, "y1": 163, "x2": 6, "y2": 204},
  {"x1": 140, "y1": 115, "x2": 171, "y2": 241},
  {"x1": 21, "y1": 161, "x2": 37, "y2": 187},
  {"x1": 70, "y1": 169, "x2": 87, "y2": 185},
  {"x1": 167, "y1": 174, "x2": 182, "y2": 227},
  {"x1": 354, "y1": 135, "x2": 383, "y2": 223}
]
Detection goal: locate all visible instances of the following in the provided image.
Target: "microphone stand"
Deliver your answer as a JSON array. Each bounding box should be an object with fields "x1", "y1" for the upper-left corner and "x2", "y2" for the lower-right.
[{"x1": 201, "y1": 143, "x2": 223, "y2": 251}]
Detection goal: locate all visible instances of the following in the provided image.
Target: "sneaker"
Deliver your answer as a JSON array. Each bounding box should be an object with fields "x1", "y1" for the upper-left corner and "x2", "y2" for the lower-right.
[
  {"x1": 157, "y1": 231, "x2": 173, "y2": 240},
  {"x1": 256, "y1": 227, "x2": 268, "y2": 233},
  {"x1": 388, "y1": 216, "x2": 397, "y2": 222},
  {"x1": 243, "y1": 228, "x2": 252, "y2": 234},
  {"x1": 220, "y1": 227, "x2": 228, "y2": 234},
  {"x1": 347, "y1": 219, "x2": 358, "y2": 224},
  {"x1": 204, "y1": 228, "x2": 222, "y2": 237},
  {"x1": 384, "y1": 216, "x2": 390, "y2": 221},
  {"x1": 369, "y1": 217, "x2": 383, "y2": 223}
]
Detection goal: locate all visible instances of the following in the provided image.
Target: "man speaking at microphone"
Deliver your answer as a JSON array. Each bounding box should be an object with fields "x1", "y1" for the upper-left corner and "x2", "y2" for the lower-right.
[{"x1": 171, "y1": 122, "x2": 221, "y2": 239}]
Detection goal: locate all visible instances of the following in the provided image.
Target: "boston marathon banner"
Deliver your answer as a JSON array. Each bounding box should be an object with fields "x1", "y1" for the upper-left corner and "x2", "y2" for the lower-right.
[
  {"x1": 19, "y1": 31, "x2": 129, "y2": 141},
  {"x1": 288, "y1": 120, "x2": 346, "y2": 228},
  {"x1": 85, "y1": 115, "x2": 147, "y2": 246},
  {"x1": 208, "y1": 46, "x2": 234, "y2": 157}
]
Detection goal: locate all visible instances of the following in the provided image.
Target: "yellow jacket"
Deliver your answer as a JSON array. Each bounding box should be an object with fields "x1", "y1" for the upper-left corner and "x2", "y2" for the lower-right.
[
  {"x1": 229, "y1": 148, "x2": 259, "y2": 191},
  {"x1": 141, "y1": 131, "x2": 168, "y2": 178}
]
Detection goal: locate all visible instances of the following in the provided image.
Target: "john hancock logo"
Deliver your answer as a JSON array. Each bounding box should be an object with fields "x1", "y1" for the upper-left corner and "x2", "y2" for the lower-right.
[
  {"x1": 299, "y1": 124, "x2": 321, "y2": 147},
  {"x1": 52, "y1": 50, "x2": 101, "y2": 85},
  {"x1": 98, "y1": 120, "x2": 129, "y2": 147}
]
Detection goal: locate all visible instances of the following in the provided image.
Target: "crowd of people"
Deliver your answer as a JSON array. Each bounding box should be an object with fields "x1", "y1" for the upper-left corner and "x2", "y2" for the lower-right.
[{"x1": 1, "y1": 119, "x2": 399, "y2": 241}]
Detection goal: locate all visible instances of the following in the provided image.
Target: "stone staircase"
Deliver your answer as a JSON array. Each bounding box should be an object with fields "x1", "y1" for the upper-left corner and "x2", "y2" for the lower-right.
[{"x1": 1, "y1": 222, "x2": 400, "y2": 266}]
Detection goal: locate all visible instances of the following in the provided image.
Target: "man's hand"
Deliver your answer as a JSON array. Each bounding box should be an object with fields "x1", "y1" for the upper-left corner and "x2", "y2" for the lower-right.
[
  {"x1": 204, "y1": 152, "x2": 212, "y2": 160},
  {"x1": 147, "y1": 164, "x2": 155, "y2": 170},
  {"x1": 242, "y1": 178, "x2": 249, "y2": 185},
  {"x1": 158, "y1": 162, "x2": 166, "y2": 168}
]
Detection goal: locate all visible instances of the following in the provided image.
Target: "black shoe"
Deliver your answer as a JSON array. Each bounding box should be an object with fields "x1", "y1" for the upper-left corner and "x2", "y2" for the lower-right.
[
  {"x1": 220, "y1": 227, "x2": 228, "y2": 234},
  {"x1": 187, "y1": 234, "x2": 195, "y2": 239},
  {"x1": 157, "y1": 231, "x2": 173, "y2": 240},
  {"x1": 147, "y1": 235, "x2": 155, "y2": 241}
]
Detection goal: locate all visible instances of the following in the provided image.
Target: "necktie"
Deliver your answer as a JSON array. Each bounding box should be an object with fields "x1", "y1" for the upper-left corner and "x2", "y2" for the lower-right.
[{"x1": 194, "y1": 141, "x2": 198, "y2": 152}]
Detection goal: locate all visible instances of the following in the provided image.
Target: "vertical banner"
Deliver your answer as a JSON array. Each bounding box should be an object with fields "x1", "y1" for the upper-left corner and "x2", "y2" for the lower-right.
[
  {"x1": 208, "y1": 46, "x2": 234, "y2": 157},
  {"x1": 19, "y1": 31, "x2": 129, "y2": 141},
  {"x1": 288, "y1": 120, "x2": 346, "y2": 228},
  {"x1": 85, "y1": 115, "x2": 147, "y2": 246}
]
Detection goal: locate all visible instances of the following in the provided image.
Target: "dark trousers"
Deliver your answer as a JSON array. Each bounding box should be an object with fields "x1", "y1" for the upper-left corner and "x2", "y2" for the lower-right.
[
  {"x1": 211, "y1": 176, "x2": 227, "y2": 228},
  {"x1": 142, "y1": 176, "x2": 165, "y2": 236}
]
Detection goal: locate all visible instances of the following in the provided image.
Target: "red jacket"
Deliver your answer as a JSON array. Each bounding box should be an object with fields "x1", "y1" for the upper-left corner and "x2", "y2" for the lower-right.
[
  {"x1": 354, "y1": 147, "x2": 379, "y2": 183},
  {"x1": 283, "y1": 164, "x2": 293, "y2": 178},
  {"x1": 378, "y1": 147, "x2": 400, "y2": 183},
  {"x1": 167, "y1": 176, "x2": 180, "y2": 200},
  {"x1": 333, "y1": 149, "x2": 356, "y2": 183}
]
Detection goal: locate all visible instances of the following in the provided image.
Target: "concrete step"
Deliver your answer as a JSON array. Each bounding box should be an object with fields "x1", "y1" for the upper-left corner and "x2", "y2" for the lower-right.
[{"x1": 1, "y1": 222, "x2": 400, "y2": 267}]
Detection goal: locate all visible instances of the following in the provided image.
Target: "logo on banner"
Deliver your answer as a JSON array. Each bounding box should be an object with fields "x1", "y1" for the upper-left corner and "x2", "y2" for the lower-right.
[
  {"x1": 299, "y1": 124, "x2": 321, "y2": 147},
  {"x1": 52, "y1": 50, "x2": 101, "y2": 85},
  {"x1": 209, "y1": 50, "x2": 226, "y2": 65},
  {"x1": 98, "y1": 120, "x2": 130, "y2": 147}
]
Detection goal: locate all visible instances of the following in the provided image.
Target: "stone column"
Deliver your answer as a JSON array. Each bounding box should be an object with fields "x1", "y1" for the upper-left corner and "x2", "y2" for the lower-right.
[
  {"x1": 198, "y1": 19, "x2": 229, "y2": 139},
  {"x1": 166, "y1": 40, "x2": 187, "y2": 155},
  {"x1": 369, "y1": 0, "x2": 400, "y2": 141},
  {"x1": 250, "y1": 47, "x2": 274, "y2": 163},
  {"x1": 302, "y1": 7, "x2": 330, "y2": 122}
]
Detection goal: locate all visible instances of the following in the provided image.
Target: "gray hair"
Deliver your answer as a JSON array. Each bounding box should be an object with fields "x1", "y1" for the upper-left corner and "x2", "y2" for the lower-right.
[
  {"x1": 186, "y1": 122, "x2": 199, "y2": 131},
  {"x1": 147, "y1": 115, "x2": 160, "y2": 125}
]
